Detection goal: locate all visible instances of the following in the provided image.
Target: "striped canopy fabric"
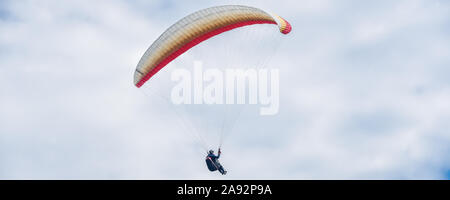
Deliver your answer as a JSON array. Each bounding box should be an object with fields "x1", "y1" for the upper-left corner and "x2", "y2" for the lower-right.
[{"x1": 134, "y1": 5, "x2": 292, "y2": 88}]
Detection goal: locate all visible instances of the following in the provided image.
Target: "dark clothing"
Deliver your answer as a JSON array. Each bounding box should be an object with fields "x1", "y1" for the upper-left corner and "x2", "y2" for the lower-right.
[
  {"x1": 205, "y1": 158, "x2": 217, "y2": 171},
  {"x1": 207, "y1": 152, "x2": 220, "y2": 162},
  {"x1": 206, "y1": 152, "x2": 226, "y2": 175}
]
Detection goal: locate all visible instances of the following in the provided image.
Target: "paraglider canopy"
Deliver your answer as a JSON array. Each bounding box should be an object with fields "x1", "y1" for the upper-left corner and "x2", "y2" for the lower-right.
[
  {"x1": 133, "y1": 5, "x2": 292, "y2": 157},
  {"x1": 134, "y1": 5, "x2": 291, "y2": 88}
]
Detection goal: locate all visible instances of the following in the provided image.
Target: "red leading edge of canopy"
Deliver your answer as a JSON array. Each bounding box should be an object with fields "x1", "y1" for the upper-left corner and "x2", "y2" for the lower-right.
[
  {"x1": 136, "y1": 19, "x2": 290, "y2": 88},
  {"x1": 280, "y1": 17, "x2": 292, "y2": 34}
]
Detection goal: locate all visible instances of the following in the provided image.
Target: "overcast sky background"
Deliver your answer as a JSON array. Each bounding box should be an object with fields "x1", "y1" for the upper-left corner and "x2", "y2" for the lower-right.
[{"x1": 1, "y1": 0, "x2": 449, "y2": 179}]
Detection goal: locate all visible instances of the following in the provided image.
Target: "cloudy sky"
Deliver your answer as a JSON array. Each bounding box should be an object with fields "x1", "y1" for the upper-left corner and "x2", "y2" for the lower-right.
[{"x1": 1, "y1": 0, "x2": 449, "y2": 179}]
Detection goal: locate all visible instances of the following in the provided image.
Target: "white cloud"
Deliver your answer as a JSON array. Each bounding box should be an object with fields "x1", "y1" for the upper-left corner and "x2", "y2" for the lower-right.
[{"x1": 0, "y1": 0, "x2": 449, "y2": 179}]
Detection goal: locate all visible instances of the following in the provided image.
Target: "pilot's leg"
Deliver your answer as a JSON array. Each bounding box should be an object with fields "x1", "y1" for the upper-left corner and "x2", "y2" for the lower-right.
[{"x1": 216, "y1": 163, "x2": 226, "y2": 175}]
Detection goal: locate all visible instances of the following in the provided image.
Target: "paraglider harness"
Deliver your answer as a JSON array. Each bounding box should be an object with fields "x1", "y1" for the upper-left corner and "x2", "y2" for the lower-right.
[
  {"x1": 205, "y1": 156, "x2": 220, "y2": 171},
  {"x1": 205, "y1": 149, "x2": 226, "y2": 174}
]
